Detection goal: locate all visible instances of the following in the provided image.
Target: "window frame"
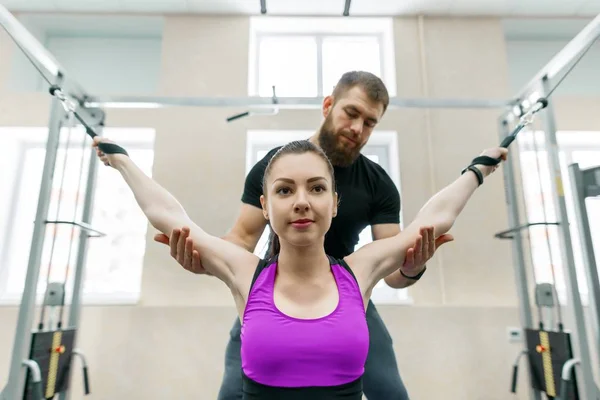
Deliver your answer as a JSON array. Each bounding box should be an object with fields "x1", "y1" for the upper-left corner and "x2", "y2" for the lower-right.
[
  {"x1": 246, "y1": 130, "x2": 411, "y2": 305},
  {"x1": 248, "y1": 17, "x2": 397, "y2": 98},
  {"x1": 252, "y1": 32, "x2": 386, "y2": 98},
  {"x1": 0, "y1": 127, "x2": 155, "y2": 306}
]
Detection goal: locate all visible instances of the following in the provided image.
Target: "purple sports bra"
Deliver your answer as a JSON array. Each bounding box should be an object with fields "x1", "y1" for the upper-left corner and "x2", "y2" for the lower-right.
[{"x1": 240, "y1": 256, "x2": 369, "y2": 392}]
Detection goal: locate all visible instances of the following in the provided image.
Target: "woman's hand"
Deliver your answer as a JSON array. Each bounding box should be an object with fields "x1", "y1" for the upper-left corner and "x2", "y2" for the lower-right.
[
  {"x1": 92, "y1": 137, "x2": 129, "y2": 168},
  {"x1": 474, "y1": 147, "x2": 509, "y2": 177}
]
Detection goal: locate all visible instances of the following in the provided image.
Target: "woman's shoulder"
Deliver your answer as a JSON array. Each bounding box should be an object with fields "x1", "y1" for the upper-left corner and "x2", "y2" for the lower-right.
[
  {"x1": 327, "y1": 255, "x2": 358, "y2": 282},
  {"x1": 249, "y1": 256, "x2": 278, "y2": 287}
]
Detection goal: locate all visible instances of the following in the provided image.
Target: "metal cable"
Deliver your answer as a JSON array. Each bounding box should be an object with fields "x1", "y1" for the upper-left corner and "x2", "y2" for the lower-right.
[
  {"x1": 544, "y1": 36, "x2": 599, "y2": 100},
  {"x1": 58, "y1": 131, "x2": 89, "y2": 328},
  {"x1": 529, "y1": 122, "x2": 564, "y2": 330},
  {"x1": 37, "y1": 113, "x2": 74, "y2": 330}
]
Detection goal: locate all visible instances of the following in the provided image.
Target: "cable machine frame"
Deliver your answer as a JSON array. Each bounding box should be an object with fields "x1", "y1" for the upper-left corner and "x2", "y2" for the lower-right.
[{"x1": 497, "y1": 13, "x2": 600, "y2": 399}]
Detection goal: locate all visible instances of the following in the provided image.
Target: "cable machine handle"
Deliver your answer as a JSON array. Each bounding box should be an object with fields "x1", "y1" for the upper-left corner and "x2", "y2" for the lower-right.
[
  {"x1": 83, "y1": 365, "x2": 90, "y2": 394},
  {"x1": 510, "y1": 364, "x2": 519, "y2": 393}
]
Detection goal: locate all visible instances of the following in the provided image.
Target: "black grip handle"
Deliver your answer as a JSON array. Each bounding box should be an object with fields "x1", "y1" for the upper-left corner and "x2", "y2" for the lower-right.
[
  {"x1": 32, "y1": 380, "x2": 44, "y2": 400},
  {"x1": 98, "y1": 142, "x2": 129, "y2": 157},
  {"x1": 226, "y1": 111, "x2": 250, "y2": 122},
  {"x1": 500, "y1": 122, "x2": 527, "y2": 149},
  {"x1": 510, "y1": 365, "x2": 518, "y2": 393},
  {"x1": 500, "y1": 135, "x2": 516, "y2": 148},
  {"x1": 83, "y1": 366, "x2": 90, "y2": 394}
]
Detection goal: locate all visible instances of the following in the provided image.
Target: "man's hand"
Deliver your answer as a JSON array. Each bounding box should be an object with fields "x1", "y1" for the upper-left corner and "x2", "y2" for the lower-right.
[
  {"x1": 154, "y1": 227, "x2": 210, "y2": 275},
  {"x1": 399, "y1": 226, "x2": 454, "y2": 278}
]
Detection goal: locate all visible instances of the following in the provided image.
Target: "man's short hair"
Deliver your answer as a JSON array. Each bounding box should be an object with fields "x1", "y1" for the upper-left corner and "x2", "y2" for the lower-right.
[{"x1": 331, "y1": 71, "x2": 390, "y2": 113}]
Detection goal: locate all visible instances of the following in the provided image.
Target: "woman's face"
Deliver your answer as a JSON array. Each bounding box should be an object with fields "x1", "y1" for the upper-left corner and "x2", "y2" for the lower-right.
[{"x1": 261, "y1": 152, "x2": 337, "y2": 250}]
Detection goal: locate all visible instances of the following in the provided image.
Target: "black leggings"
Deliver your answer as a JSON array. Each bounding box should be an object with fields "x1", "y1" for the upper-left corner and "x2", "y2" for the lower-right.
[{"x1": 217, "y1": 301, "x2": 410, "y2": 400}]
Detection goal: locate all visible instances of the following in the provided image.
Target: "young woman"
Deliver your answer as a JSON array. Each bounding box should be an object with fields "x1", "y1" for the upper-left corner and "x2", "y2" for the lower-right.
[{"x1": 93, "y1": 137, "x2": 507, "y2": 400}]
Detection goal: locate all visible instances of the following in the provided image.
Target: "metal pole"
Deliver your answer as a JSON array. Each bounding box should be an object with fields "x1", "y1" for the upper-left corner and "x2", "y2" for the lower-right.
[
  {"x1": 540, "y1": 76, "x2": 597, "y2": 400},
  {"x1": 65, "y1": 130, "x2": 100, "y2": 330},
  {"x1": 84, "y1": 95, "x2": 510, "y2": 110},
  {"x1": 0, "y1": 4, "x2": 89, "y2": 102},
  {"x1": 511, "y1": 13, "x2": 600, "y2": 106},
  {"x1": 499, "y1": 117, "x2": 540, "y2": 400},
  {"x1": 0, "y1": 4, "x2": 61, "y2": 76},
  {"x1": 1, "y1": 76, "x2": 65, "y2": 400},
  {"x1": 57, "y1": 121, "x2": 103, "y2": 400},
  {"x1": 568, "y1": 163, "x2": 600, "y2": 374}
]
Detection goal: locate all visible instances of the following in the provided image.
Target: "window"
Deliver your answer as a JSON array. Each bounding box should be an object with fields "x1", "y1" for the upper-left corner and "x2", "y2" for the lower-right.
[
  {"x1": 246, "y1": 130, "x2": 409, "y2": 304},
  {"x1": 0, "y1": 127, "x2": 155, "y2": 305},
  {"x1": 518, "y1": 131, "x2": 600, "y2": 304},
  {"x1": 257, "y1": 36, "x2": 319, "y2": 97},
  {"x1": 248, "y1": 17, "x2": 396, "y2": 97}
]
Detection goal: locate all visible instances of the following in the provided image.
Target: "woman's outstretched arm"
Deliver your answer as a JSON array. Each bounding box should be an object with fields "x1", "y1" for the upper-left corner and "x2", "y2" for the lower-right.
[
  {"x1": 346, "y1": 146, "x2": 508, "y2": 294},
  {"x1": 93, "y1": 137, "x2": 259, "y2": 288}
]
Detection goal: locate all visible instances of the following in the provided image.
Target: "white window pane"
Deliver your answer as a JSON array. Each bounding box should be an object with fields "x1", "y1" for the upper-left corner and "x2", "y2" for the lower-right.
[
  {"x1": 586, "y1": 198, "x2": 600, "y2": 272},
  {"x1": 563, "y1": 150, "x2": 600, "y2": 299},
  {"x1": 354, "y1": 227, "x2": 373, "y2": 251},
  {"x1": 254, "y1": 226, "x2": 271, "y2": 258},
  {"x1": 519, "y1": 142, "x2": 600, "y2": 302},
  {"x1": 258, "y1": 36, "x2": 318, "y2": 97},
  {"x1": 571, "y1": 151, "x2": 600, "y2": 169},
  {"x1": 365, "y1": 154, "x2": 379, "y2": 163},
  {"x1": 257, "y1": 150, "x2": 269, "y2": 162},
  {"x1": 4, "y1": 147, "x2": 46, "y2": 294},
  {"x1": 0, "y1": 128, "x2": 153, "y2": 304},
  {"x1": 321, "y1": 36, "x2": 381, "y2": 95},
  {"x1": 519, "y1": 150, "x2": 567, "y2": 287},
  {"x1": 83, "y1": 148, "x2": 154, "y2": 296}
]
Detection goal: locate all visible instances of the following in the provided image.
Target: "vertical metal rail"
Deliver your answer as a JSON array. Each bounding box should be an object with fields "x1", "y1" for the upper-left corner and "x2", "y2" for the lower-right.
[
  {"x1": 57, "y1": 121, "x2": 103, "y2": 400},
  {"x1": 2, "y1": 76, "x2": 65, "y2": 400},
  {"x1": 568, "y1": 163, "x2": 600, "y2": 378},
  {"x1": 499, "y1": 117, "x2": 541, "y2": 400},
  {"x1": 540, "y1": 76, "x2": 597, "y2": 399}
]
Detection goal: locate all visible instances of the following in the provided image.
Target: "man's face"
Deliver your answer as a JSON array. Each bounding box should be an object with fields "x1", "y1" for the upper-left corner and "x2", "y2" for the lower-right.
[{"x1": 318, "y1": 86, "x2": 385, "y2": 167}]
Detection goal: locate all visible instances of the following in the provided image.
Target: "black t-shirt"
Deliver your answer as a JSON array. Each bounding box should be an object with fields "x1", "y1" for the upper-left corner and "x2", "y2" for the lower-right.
[{"x1": 241, "y1": 146, "x2": 401, "y2": 259}]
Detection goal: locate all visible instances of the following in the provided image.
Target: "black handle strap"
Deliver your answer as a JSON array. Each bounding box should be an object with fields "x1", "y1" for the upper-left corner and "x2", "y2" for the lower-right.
[
  {"x1": 98, "y1": 142, "x2": 129, "y2": 157},
  {"x1": 470, "y1": 155, "x2": 502, "y2": 167},
  {"x1": 460, "y1": 155, "x2": 500, "y2": 186},
  {"x1": 459, "y1": 98, "x2": 549, "y2": 186}
]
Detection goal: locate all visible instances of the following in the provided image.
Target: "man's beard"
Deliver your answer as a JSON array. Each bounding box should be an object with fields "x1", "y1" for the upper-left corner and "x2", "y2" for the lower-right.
[{"x1": 318, "y1": 118, "x2": 363, "y2": 167}]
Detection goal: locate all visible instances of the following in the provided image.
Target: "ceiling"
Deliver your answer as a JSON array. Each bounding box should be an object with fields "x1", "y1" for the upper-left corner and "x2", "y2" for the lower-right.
[{"x1": 3, "y1": 0, "x2": 600, "y2": 17}]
